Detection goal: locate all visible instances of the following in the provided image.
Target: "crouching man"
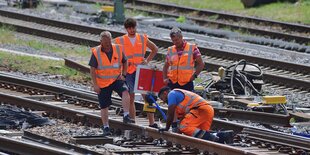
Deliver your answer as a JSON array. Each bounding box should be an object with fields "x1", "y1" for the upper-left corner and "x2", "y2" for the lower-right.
[{"x1": 157, "y1": 86, "x2": 233, "y2": 143}]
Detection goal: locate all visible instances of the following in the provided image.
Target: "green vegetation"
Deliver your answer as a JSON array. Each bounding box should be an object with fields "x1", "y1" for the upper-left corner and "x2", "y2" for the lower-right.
[
  {"x1": 0, "y1": 52, "x2": 90, "y2": 82},
  {"x1": 0, "y1": 26, "x2": 90, "y2": 59},
  {"x1": 125, "y1": 9, "x2": 164, "y2": 18},
  {"x1": 93, "y1": 2, "x2": 102, "y2": 10},
  {"x1": 157, "y1": 0, "x2": 310, "y2": 24},
  {"x1": 176, "y1": 16, "x2": 186, "y2": 23},
  {"x1": 0, "y1": 26, "x2": 91, "y2": 82}
]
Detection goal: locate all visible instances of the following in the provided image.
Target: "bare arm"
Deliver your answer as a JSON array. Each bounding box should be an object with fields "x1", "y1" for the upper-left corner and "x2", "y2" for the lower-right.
[
  {"x1": 145, "y1": 39, "x2": 158, "y2": 63},
  {"x1": 162, "y1": 60, "x2": 170, "y2": 84},
  {"x1": 90, "y1": 67, "x2": 100, "y2": 94},
  {"x1": 194, "y1": 55, "x2": 204, "y2": 75},
  {"x1": 190, "y1": 55, "x2": 204, "y2": 81},
  {"x1": 165, "y1": 104, "x2": 176, "y2": 131}
]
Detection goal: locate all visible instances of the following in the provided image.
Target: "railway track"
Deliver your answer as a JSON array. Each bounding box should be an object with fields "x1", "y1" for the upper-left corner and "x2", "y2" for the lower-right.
[
  {"x1": 74, "y1": 0, "x2": 310, "y2": 44},
  {"x1": 1, "y1": 72, "x2": 309, "y2": 154},
  {"x1": 0, "y1": 9, "x2": 309, "y2": 92}
]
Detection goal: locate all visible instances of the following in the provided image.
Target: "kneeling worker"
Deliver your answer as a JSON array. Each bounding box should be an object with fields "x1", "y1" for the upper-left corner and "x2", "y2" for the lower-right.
[{"x1": 157, "y1": 86, "x2": 233, "y2": 143}]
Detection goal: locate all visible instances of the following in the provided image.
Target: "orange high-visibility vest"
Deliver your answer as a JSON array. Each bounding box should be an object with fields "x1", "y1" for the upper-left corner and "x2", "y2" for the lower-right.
[
  {"x1": 167, "y1": 42, "x2": 195, "y2": 86},
  {"x1": 91, "y1": 44, "x2": 123, "y2": 88},
  {"x1": 174, "y1": 89, "x2": 209, "y2": 119},
  {"x1": 115, "y1": 33, "x2": 147, "y2": 74}
]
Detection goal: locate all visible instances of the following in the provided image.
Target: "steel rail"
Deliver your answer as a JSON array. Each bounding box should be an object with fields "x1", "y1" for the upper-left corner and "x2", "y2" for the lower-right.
[
  {"x1": 1, "y1": 9, "x2": 310, "y2": 89},
  {"x1": 22, "y1": 131, "x2": 102, "y2": 155},
  {"x1": 242, "y1": 128, "x2": 310, "y2": 151},
  {"x1": 0, "y1": 92, "x2": 257, "y2": 155},
  {"x1": 215, "y1": 108, "x2": 290, "y2": 127},
  {"x1": 72, "y1": 0, "x2": 310, "y2": 43},
  {"x1": 62, "y1": 59, "x2": 292, "y2": 126},
  {"x1": 125, "y1": 4, "x2": 310, "y2": 44},
  {"x1": 1, "y1": 11, "x2": 309, "y2": 91},
  {"x1": 1, "y1": 21, "x2": 308, "y2": 92},
  {"x1": 130, "y1": 0, "x2": 310, "y2": 33},
  {"x1": 0, "y1": 9, "x2": 309, "y2": 74},
  {"x1": 0, "y1": 72, "x2": 292, "y2": 127},
  {"x1": 0, "y1": 135, "x2": 80, "y2": 155}
]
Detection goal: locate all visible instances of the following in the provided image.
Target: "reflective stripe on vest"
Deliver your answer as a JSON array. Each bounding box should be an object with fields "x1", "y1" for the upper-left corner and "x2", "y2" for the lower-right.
[
  {"x1": 95, "y1": 45, "x2": 121, "y2": 71},
  {"x1": 169, "y1": 45, "x2": 193, "y2": 71},
  {"x1": 167, "y1": 43, "x2": 195, "y2": 85},
  {"x1": 91, "y1": 44, "x2": 123, "y2": 88},
  {"x1": 175, "y1": 89, "x2": 207, "y2": 116},
  {"x1": 117, "y1": 34, "x2": 146, "y2": 74},
  {"x1": 119, "y1": 34, "x2": 145, "y2": 59},
  {"x1": 176, "y1": 90, "x2": 204, "y2": 114}
]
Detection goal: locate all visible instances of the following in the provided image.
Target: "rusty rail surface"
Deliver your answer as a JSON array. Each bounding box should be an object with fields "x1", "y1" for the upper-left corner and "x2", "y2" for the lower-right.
[
  {"x1": 0, "y1": 135, "x2": 80, "y2": 155},
  {"x1": 73, "y1": 0, "x2": 310, "y2": 44},
  {"x1": 22, "y1": 131, "x2": 102, "y2": 155},
  {"x1": 0, "y1": 9, "x2": 309, "y2": 74},
  {"x1": 0, "y1": 92, "x2": 257, "y2": 155},
  {"x1": 0, "y1": 10, "x2": 309, "y2": 91},
  {"x1": 242, "y1": 128, "x2": 310, "y2": 151},
  {"x1": 0, "y1": 72, "x2": 291, "y2": 128}
]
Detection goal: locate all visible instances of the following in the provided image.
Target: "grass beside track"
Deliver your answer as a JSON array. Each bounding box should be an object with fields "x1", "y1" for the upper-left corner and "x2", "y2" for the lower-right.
[
  {"x1": 156, "y1": 0, "x2": 310, "y2": 24},
  {"x1": 0, "y1": 26, "x2": 91, "y2": 59},
  {"x1": 0, "y1": 51, "x2": 90, "y2": 82},
  {"x1": 0, "y1": 26, "x2": 90, "y2": 82}
]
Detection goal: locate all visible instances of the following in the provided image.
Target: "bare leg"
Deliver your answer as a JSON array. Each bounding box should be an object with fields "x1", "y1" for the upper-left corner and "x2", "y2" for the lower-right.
[
  {"x1": 101, "y1": 108, "x2": 109, "y2": 126},
  {"x1": 121, "y1": 90, "x2": 130, "y2": 113},
  {"x1": 147, "y1": 112, "x2": 155, "y2": 125},
  {"x1": 129, "y1": 93, "x2": 136, "y2": 120}
]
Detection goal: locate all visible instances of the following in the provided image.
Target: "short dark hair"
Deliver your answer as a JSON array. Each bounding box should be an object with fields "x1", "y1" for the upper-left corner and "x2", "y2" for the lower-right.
[
  {"x1": 124, "y1": 18, "x2": 137, "y2": 28},
  {"x1": 158, "y1": 86, "x2": 171, "y2": 98},
  {"x1": 170, "y1": 27, "x2": 182, "y2": 38}
]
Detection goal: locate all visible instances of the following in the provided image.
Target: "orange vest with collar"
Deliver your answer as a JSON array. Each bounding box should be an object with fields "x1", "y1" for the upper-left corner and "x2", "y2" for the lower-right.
[
  {"x1": 167, "y1": 42, "x2": 195, "y2": 85},
  {"x1": 91, "y1": 44, "x2": 123, "y2": 88},
  {"x1": 174, "y1": 89, "x2": 209, "y2": 119},
  {"x1": 115, "y1": 33, "x2": 147, "y2": 74}
]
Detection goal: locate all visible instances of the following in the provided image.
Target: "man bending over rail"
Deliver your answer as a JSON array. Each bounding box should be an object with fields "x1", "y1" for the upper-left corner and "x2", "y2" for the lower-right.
[{"x1": 157, "y1": 86, "x2": 233, "y2": 143}]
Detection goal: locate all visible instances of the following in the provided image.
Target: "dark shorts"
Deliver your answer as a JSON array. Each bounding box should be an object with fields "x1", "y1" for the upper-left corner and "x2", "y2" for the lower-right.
[
  {"x1": 168, "y1": 80, "x2": 194, "y2": 91},
  {"x1": 98, "y1": 80, "x2": 128, "y2": 109},
  {"x1": 125, "y1": 71, "x2": 136, "y2": 93}
]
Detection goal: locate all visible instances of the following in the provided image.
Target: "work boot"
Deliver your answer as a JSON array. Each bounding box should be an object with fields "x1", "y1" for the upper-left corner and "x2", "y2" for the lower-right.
[
  {"x1": 149, "y1": 123, "x2": 158, "y2": 129},
  {"x1": 123, "y1": 115, "x2": 135, "y2": 124},
  {"x1": 200, "y1": 131, "x2": 219, "y2": 142},
  {"x1": 217, "y1": 130, "x2": 234, "y2": 144},
  {"x1": 102, "y1": 126, "x2": 112, "y2": 136}
]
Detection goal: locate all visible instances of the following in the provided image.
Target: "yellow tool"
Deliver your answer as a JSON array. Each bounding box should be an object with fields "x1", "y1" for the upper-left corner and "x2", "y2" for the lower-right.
[
  {"x1": 247, "y1": 96, "x2": 286, "y2": 107},
  {"x1": 194, "y1": 85, "x2": 204, "y2": 91},
  {"x1": 262, "y1": 96, "x2": 286, "y2": 104},
  {"x1": 143, "y1": 101, "x2": 156, "y2": 113},
  {"x1": 101, "y1": 6, "x2": 114, "y2": 12},
  {"x1": 218, "y1": 66, "x2": 225, "y2": 79}
]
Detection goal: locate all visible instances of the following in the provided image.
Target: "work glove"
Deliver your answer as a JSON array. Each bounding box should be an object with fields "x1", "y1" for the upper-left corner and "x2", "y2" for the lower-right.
[
  {"x1": 145, "y1": 92, "x2": 157, "y2": 105},
  {"x1": 158, "y1": 127, "x2": 168, "y2": 133}
]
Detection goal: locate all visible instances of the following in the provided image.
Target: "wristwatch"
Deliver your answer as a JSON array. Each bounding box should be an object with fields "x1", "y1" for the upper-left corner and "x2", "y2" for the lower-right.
[{"x1": 122, "y1": 74, "x2": 127, "y2": 78}]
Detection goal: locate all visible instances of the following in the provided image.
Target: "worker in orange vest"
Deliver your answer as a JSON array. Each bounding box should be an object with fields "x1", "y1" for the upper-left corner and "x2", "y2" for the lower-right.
[
  {"x1": 163, "y1": 27, "x2": 204, "y2": 91},
  {"x1": 115, "y1": 18, "x2": 159, "y2": 128},
  {"x1": 157, "y1": 86, "x2": 233, "y2": 143},
  {"x1": 89, "y1": 31, "x2": 134, "y2": 136}
]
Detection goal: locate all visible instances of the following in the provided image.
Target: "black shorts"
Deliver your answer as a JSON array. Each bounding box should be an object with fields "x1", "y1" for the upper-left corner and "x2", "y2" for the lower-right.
[
  {"x1": 98, "y1": 80, "x2": 128, "y2": 109},
  {"x1": 168, "y1": 80, "x2": 194, "y2": 91}
]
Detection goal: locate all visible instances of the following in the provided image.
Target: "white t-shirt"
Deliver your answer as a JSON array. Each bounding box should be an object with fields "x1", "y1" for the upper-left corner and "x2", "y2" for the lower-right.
[{"x1": 129, "y1": 36, "x2": 136, "y2": 46}]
